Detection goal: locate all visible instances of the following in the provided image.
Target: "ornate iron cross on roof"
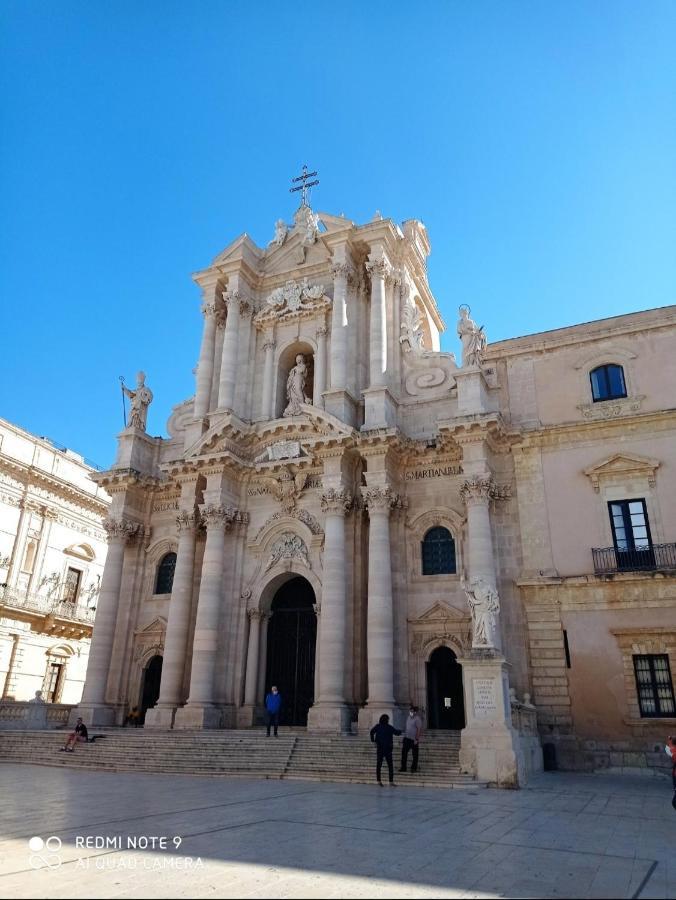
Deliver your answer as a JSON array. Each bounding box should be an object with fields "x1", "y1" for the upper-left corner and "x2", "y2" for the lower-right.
[{"x1": 290, "y1": 164, "x2": 319, "y2": 207}]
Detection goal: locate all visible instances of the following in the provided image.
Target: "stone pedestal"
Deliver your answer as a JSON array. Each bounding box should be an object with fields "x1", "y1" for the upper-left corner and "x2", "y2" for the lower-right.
[
  {"x1": 458, "y1": 651, "x2": 521, "y2": 787},
  {"x1": 173, "y1": 704, "x2": 225, "y2": 730},
  {"x1": 307, "y1": 702, "x2": 352, "y2": 733},
  {"x1": 361, "y1": 386, "x2": 396, "y2": 430},
  {"x1": 455, "y1": 367, "x2": 492, "y2": 416},
  {"x1": 144, "y1": 706, "x2": 176, "y2": 729},
  {"x1": 73, "y1": 704, "x2": 118, "y2": 727},
  {"x1": 357, "y1": 703, "x2": 406, "y2": 733},
  {"x1": 323, "y1": 388, "x2": 358, "y2": 427},
  {"x1": 113, "y1": 429, "x2": 158, "y2": 472}
]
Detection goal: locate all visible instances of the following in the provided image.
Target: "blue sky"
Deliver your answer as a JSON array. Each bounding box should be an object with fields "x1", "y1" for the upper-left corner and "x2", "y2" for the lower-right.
[{"x1": 1, "y1": 1, "x2": 675, "y2": 467}]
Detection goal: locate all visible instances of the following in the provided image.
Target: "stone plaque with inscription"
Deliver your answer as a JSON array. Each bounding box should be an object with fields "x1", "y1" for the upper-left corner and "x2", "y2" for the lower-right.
[{"x1": 473, "y1": 677, "x2": 498, "y2": 719}]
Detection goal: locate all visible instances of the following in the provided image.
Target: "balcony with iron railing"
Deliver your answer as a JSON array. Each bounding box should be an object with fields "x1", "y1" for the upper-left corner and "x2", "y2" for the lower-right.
[
  {"x1": 591, "y1": 543, "x2": 676, "y2": 575},
  {"x1": 0, "y1": 584, "x2": 96, "y2": 626}
]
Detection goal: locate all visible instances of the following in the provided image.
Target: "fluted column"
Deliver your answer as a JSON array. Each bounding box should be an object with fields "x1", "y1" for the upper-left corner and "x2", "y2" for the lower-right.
[
  {"x1": 184, "y1": 505, "x2": 230, "y2": 706},
  {"x1": 257, "y1": 615, "x2": 269, "y2": 702},
  {"x1": 330, "y1": 263, "x2": 350, "y2": 390},
  {"x1": 365, "y1": 256, "x2": 391, "y2": 388},
  {"x1": 261, "y1": 338, "x2": 276, "y2": 420},
  {"x1": 243, "y1": 609, "x2": 263, "y2": 706},
  {"x1": 460, "y1": 476, "x2": 498, "y2": 584},
  {"x1": 307, "y1": 489, "x2": 351, "y2": 733},
  {"x1": 153, "y1": 511, "x2": 198, "y2": 709},
  {"x1": 194, "y1": 299, "x2": 219, "y2": 418},
  {"x1": 314, "y1": 326, "x2": 327, "y2": 408},
  {"x1": 364, "y1": 488, "x2": 395, "y2": 706},
  {"x1": 81, "y1": 518, "x2": 140, "y2": 707},
  {"x1": 218, "y1": 291, "x2": 243, "y2": 411}
]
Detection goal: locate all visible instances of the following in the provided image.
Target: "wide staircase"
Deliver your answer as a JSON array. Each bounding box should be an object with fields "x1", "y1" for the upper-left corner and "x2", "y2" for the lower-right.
[{"x1": 0, "y1": 728, "x2": 485, "y2": 788}]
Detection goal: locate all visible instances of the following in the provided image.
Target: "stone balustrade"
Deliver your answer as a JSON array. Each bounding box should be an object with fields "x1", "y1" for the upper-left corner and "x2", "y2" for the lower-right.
[
  {"x1": 0, "y1": 701, "x2": 74, "y2": 729},
  {"x1": 0, "y1": 585, "x2": 95, "y2": 626}
]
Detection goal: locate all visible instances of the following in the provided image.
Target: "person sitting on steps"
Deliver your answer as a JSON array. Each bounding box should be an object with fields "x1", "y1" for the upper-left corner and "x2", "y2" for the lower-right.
[{"x1": 61, "y1": 717, "x2": 88, "y2": 752}]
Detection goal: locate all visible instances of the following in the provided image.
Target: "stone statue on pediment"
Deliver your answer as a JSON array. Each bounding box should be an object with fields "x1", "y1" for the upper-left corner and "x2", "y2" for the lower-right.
[
  {"x1": 283, "y1": 355, "x2": 309, "y2": 417},
  {"x1": 457, "y1": 306, "x2": 487, "y2": 368},
  {"x1": 462, "y1": 577, "x2": 500, "y2": 649},
  {"x1": 271, "y1": 219, "x2": 288, "y2": 247},
  {"x1": 123, "y1": 371, "x2": 153, "y2": 431}
]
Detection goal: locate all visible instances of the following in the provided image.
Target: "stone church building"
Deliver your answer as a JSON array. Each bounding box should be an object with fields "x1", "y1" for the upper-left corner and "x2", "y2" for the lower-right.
[{"x1": 77, "y1": 199, "x2": 676, "y2": 782}]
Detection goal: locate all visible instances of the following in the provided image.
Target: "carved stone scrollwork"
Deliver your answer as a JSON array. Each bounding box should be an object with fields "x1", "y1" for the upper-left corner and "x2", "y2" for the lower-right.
[
  {"x1": 320, "y1": 489, "x2": 352, "y2": 516},
  {"x1": 265, "y1": 532, "x2": 311, "y2": 571},
  {"x1": 363, "y1": 487, "x2": 399, "y2": 515},
  {"x1": 459, "y1": 477, "x2": 495, "y2": 505},
  {"x1": 200, "y1": 505, "x2": 232, "y2": 528},
  {"x1": 103, "y1": 518, "x2": 142, "y2": 543},
  {"x1": 223, "y1": 289, "x2": 250, "y2": 316},
  {"x1": 176, "y1": 511, "x2": 198, "y2": 534},
  {"x1": 365, "y1": 257, "x2": 393, "y2": 281}
]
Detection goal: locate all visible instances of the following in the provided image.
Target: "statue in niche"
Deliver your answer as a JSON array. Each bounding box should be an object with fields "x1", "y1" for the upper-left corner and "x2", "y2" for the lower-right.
[
  {"x1": 271, "y1": 219, "x2": 288, "y2": 247},
  {"x1": 462, "y1": 577, "x2": 500, "y2": 649},
  {"x1": 457, "y1": 306, "x2": 487, "y2": 368},
  {"x1": 123, "y1": 371, "x2": 153, "y2": 431},
  {"x1": 283, "y1": 354, "x2": 309, "y2": 417}
]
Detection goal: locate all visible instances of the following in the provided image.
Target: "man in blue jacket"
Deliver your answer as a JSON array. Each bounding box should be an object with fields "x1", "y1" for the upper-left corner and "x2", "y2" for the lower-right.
[{"x1": 265, "y1": 685, "x2": 282, "y2": 737}]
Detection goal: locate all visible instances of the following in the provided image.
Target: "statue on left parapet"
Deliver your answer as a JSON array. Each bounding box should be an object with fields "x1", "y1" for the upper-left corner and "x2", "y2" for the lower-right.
[
  {"x1": 283, "y1": 354, "x2": 309, "y2": 417},
  {"x1": 123, "y1": 371, "x2": 153, "y2": 431}
]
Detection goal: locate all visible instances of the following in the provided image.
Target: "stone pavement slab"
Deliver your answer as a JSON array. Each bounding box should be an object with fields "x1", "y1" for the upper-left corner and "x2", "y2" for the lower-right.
[{"x1": 0, "y1": 765, "x2": 674, "y2": 899}]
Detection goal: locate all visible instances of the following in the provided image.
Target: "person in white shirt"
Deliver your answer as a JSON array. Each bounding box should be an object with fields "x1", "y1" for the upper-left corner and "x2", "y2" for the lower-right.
[{"x1": 400, "y1": 706, "x2": 423, "y2": 774}]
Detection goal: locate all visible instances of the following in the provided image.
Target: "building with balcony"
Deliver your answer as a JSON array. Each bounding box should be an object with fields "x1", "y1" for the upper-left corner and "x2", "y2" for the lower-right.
[{"x1": 0, "y1": 418, "x2": 110, "y2": 705}]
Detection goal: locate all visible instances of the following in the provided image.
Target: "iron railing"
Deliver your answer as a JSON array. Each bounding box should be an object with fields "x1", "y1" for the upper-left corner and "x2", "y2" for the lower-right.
[
  {"x1": 0, "y1": 585, "x2": 96, "y2": 625},
  {"x1": 592, "y1": 543, "x2": 676, "y2": 575}
]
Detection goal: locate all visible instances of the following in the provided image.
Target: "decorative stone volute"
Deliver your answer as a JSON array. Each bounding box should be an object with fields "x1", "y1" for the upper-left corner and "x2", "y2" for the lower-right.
[{"x1": 102, "y1": 518, "x2": 142, "y2": 543}]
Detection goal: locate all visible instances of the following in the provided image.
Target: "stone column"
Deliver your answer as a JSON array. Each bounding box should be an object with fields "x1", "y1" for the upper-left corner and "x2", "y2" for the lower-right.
[
  {"x1": 243, "y1": 609, "x2": 263, "y2": 707},
  {"x1": 460, "y1": 476, "x2": 498, "y2": 586},
  {"x1": 257, "y1": 615, "x2": 269, "y2": 702},
  {"x1": 175, "y1": 505, "x2": 230, "y2": 728},
  {"x1": 330, "y1": 263, "x2": 350, "y2": 390},
  {"x1": 307, "y1": 489, "x2": 351, "y2": 732},
  {"x1": 218, "y1": 290, "x2": 243, "y2": 411},
  {"x1": 194, "y1": 298, "x2": 219, "y2": 419},
  {"x1": 28, "y1": 508, "x2": 56, "y2": 594},
  {"x1": 314, "y1": 326, "x2": 328, "y2": 408},
  {"x1": 261, "y1": 338, "x2": 276, "y2": 420},
  {"x1": 78, "y1": 518, "x2": 140, "y2": 725},
  {"x1": 365, "y1": 257, "x2": 391, "y2": 388},
  {"x1": 313, "y1": 602, "x2": 321, "y2": 701},
  {"x1": 1, "y1": 634, "x2": 21, "y2": 699},
  {"x1": 7, "y1": 499, "x2": 33, "y2": 587},
  {"x1": 210, "y1": 318, "x2": 225, "y2": 411},
  {"x1": 359, "y1": 488, "x2": 396, "y2": 729},
  {"x1": 145, "y1": 510, "x2": 198, "y2": 729}
]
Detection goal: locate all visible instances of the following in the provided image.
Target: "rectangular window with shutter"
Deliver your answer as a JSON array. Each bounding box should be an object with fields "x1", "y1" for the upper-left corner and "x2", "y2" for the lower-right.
[{"x1": 633, "y1": 654, "x2": 676, "y2": 717}]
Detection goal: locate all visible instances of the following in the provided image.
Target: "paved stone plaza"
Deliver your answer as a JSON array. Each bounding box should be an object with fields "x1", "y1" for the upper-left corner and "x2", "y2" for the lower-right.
[{"x1": 0, "y1": 764, "x2": 674, "y2": 899}]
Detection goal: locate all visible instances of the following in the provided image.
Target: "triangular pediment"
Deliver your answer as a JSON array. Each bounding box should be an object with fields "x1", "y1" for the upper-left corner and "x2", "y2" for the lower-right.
[
  {"x1": 135, "y1": 616, "x2": 167, "y2": 636},
  {"x1": 584, "y1": 453, "x2": 660, "y2": 479},
  {"x1": 262, "y1": 229, "x2": 331, "y2": 276},
  {"x1": 413, "y1": 601, "x2": 467, "y2": 623}
]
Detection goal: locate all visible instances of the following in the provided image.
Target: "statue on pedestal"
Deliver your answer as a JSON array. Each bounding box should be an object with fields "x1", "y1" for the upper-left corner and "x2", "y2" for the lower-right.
[
  {"x1": 271, "y1": 219, "x2": 288, "y2": 247},
  {"x1": 283, "y1": 354, "x2": 309, "y2": 417},
  {"x1": 457, "y1": 306, "x2": 487, "y2": 367},
  {"x1": 462, "y1": 577, "x2": 500, "y2": 649},
  {"x1": 123, "y1": 371, "x2": 153, "y2": 431}
]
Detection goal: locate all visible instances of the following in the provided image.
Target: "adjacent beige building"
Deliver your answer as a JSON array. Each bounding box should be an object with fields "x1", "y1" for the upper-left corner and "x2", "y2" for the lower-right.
[
  {"x1": 0, "y1": 419, "x2": 110, "y2": 708},
  {"x1": 76, "y1": 200, "x2": 676, "y2": 780}
]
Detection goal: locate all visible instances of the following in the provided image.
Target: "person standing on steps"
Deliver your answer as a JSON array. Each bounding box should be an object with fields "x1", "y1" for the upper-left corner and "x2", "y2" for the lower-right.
[
  {"x1": 370, "y1": 714, "x2": 402, "y2": 786},
  {"x1": 400, "y1": 706, "x2": 423, "y2": 774},
  {"x1": 265, "y1": 685, "x2": 282, "y2": 737}
]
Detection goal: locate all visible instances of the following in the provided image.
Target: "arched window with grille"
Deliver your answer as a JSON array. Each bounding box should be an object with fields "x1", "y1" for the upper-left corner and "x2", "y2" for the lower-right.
[
  {"x1": 421, "y1": 527, "x2": 456, "y2": 576},
  {"x1": 154, "y1": 552, "x2": 177, "y2": 594},
  {"x1": 590, "y1": 364, "x2": 627, "y2": 402}
]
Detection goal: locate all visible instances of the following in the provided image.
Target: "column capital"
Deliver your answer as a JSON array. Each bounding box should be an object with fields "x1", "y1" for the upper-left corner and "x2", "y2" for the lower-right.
[
  {"x1": 316, "y1": 325, "x2": 328, "y2": 338},
  {"x1": 103, "y1": 518, "x2": 142, "y2": 544},
  {"x1": 222, "y1": 289, "x2": 250, "y2": 315},
  {"x1": 320, "y1": 488, "x2": 352, "y2": 516},
  {"x1": 331, "y1": 261, "x2": 356, "y2": 283},
  {"x1": 176, "y1": 511, "x2": 199, "y2": 534},
  {"x1": 200, "y1": 504, "x2": 231, "y2": 529},
  {"x1": 247, "y1": 607, "x2": 264, "y2": 622},
  {"x1": 365, "y1": 256, "x2": 393, "y2": 281},
  {"x1": 313, "y1": 602, "x2": 321, "y2": 617},
  {"x1": 364, "y1": 486, "x2": 400, "y2": 515},
  {"x1": 200, "y1": 299, "x2": 218, "y2": 319},
  {"x1": 262, "y1": 339, "x2": 277, "y2": 352},
  {"x1": 460, "y1": 476, "x2": 495, "y2": 506}
]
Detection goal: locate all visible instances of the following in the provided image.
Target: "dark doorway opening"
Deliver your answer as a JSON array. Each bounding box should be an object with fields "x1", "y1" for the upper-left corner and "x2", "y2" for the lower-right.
[
  {"x1": 426, "y1": 646, "x2": 465, "y2": 729},
  {"x1": 265, "y1": 576, "x2": 316, "y2": 726},
  {"x1": 141, "y1": 655, "x2": 163, "y2": 720}
]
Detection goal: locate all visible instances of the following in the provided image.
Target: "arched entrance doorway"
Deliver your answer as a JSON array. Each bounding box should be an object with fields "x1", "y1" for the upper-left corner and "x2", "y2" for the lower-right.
[
  {"x1": 426, "y1": 646, "x2": 465, "y2": 729},
  {"x1": 265, "y1": 576, "x2": 316, "y2": 726},
  {"x1": 140, "y1": 655, "x2": 163, "y2": 719}
]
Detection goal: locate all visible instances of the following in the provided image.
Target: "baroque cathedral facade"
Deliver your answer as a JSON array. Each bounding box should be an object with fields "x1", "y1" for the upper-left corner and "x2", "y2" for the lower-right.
[{"x1": 77, "y1": 198, "x2": 676, "y2": 784}]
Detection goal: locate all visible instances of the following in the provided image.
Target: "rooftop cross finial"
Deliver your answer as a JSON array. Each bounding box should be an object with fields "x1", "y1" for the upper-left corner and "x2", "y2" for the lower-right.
[{"x1": 290, "y1": 164, "x2": 319, "y2": 207}]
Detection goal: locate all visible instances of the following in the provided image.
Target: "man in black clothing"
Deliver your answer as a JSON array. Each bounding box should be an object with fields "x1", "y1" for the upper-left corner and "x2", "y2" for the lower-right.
[
  {"x1": 61, "y1": 718, "x2": 88, "y2": 752},
  {"x1": 370, "y1": 714, "x2": 402, "y2": 786}
]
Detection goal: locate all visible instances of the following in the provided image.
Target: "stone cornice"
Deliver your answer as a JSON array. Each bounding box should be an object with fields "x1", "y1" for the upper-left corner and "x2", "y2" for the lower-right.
[
  {"x1": 514, "y1": 408, "x2": 676, "y2": 449},
  {"x1": 91, "y1": 467, "x2": 162, "y2": 492},
  {"x1": 0, "y1": 453, "x2": 110, "y2": 516}
]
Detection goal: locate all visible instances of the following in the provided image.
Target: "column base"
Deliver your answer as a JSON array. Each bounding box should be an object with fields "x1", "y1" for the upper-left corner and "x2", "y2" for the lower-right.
[
  {"x1": 458, "y1": 651, "x2": 522, "y2": 787},
  {"x1": 72, "y1": 704, "x2": 118, "y2": 727},
  {"x1": 361, "y1": 387, "x2": 396, "y2": 430},
  {"x1": 144, "y1": 705, "x2": 178, "y2": 729},
  {"x1": 306, "y1": 702, "x2": 352, "y2": 733},
  {"x1": 236, "y1": 704, "x2": 257, "y2": 728},
  {"x1": 322, "y1": 389, "x2": 358, "y2": 427},
  {"x1": 173, "y1": 704, "x2": 227, "y2": 730},
  {"x1": 357, "y1": 702, "x2": 406, "y2": 733}
]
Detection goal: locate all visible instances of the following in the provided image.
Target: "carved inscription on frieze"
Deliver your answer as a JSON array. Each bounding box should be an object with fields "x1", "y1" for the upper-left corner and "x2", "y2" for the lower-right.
[{"x1": 405, "y1": 465, "x2": 463, "y2": 481}]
